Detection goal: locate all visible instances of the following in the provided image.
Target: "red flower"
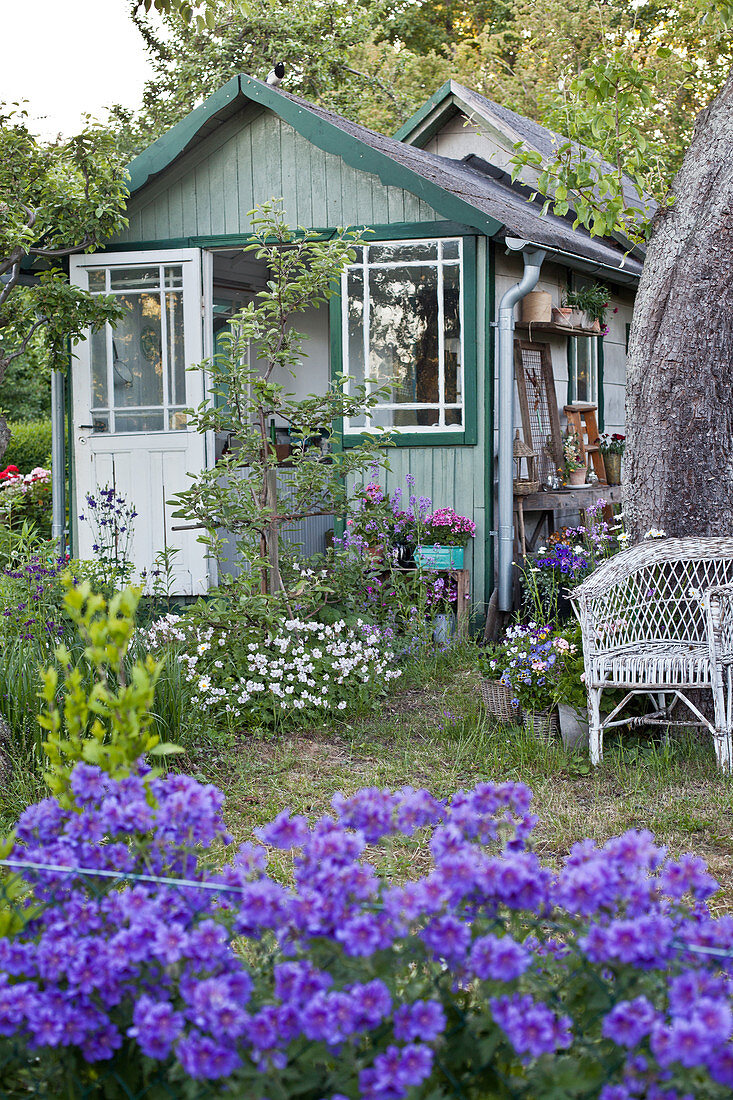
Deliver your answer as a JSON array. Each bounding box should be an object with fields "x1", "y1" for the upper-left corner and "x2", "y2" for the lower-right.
[{"x1": 0, "y1": 465, "x2": 19, "y2": 480}]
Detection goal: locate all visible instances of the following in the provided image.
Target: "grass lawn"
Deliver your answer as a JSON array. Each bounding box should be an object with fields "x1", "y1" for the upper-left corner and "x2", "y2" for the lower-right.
[{"x1": 177, "y1": 651, "x2": 733, "y2": 913}]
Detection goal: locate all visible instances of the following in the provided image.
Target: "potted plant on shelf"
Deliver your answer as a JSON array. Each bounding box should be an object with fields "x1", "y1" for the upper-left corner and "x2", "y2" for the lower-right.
[
  {"x1": 562, "y1": 284, "x2": 610, "y2": 332},
  {"x1": 563, "y1": 430, "x2": 587, "y2": 487},
  {"x1": 596, "y1": 432, "x2": 625, "y2": 485},
  {"x1": 415, "y1": 507, "x2": 476, "y2": 570}
]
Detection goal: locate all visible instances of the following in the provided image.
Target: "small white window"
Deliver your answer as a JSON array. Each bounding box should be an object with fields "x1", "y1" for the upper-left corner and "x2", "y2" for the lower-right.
[
  {"x1": 570, "y1": 336, "x2": 599, "y2": 405},
  {"x1": 342, "y1": 239, "x2": 464, "y2": 433}
]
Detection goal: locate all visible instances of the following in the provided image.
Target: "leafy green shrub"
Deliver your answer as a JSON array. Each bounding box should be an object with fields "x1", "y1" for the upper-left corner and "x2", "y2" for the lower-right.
[{"x1": 3, "y1": 419, "x2": 52, "y2": 473}]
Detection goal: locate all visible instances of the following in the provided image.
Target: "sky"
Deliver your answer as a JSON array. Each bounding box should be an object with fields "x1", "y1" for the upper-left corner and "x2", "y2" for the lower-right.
[{"x1": 0, "y1": 0, "x2": 157, "y2": 139}]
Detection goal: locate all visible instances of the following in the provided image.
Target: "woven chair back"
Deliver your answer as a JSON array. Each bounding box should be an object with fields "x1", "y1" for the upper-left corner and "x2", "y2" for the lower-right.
[{"x1": 572, "y1": 538, "x2": 733, "y2": 653}]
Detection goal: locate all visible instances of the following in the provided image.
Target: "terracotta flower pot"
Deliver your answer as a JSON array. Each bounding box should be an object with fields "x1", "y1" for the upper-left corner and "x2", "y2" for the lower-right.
[{"x1": 568, "y1": 468, "x2": 587, "y2": 487}]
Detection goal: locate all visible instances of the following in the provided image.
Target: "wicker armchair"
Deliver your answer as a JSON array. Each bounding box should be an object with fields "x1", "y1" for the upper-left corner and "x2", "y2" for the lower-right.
[{"x1": 571, "y1": 537, "x2": 733, "y2": 772}]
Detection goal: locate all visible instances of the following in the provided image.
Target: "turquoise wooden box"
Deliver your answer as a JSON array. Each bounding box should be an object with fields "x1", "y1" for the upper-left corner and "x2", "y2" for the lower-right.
[{"x1": 415, "y1": 546, "x2": 465, "y2": 569}]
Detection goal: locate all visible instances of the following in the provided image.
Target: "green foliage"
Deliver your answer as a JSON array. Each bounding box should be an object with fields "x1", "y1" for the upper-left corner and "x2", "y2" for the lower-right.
[
  {"x1": 0, "y1": 106, "x2": 128, "y2": 446},
  {"x1": 562, "y1": 283, "x2": 610, "y2": 323},
  {"x1": 37, "y1": 580, "x2": 180, "y2": 805},
  {"x1": 172, "y1": 200, "x2": 390, "y2": 595},
  {"x1": 1, "y1": 419, "x2": 52, "y2": 473}
]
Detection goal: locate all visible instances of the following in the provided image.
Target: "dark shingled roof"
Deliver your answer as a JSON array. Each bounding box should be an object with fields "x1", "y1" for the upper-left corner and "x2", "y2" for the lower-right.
[{"x1": 271, "y1": 83, "x2": 644, "y2": 280}]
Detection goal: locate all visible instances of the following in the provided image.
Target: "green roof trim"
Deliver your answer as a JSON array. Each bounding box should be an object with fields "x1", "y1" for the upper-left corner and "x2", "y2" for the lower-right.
[
  {"x1": 392, "y1": 80, "x2": 457, "y2": 143},
  {"x1": 123, "y1": 75, "x2": 503, "y2": 239},
  {"x1": 125, "y1": 76, "x2": 241, "y2": 195}
]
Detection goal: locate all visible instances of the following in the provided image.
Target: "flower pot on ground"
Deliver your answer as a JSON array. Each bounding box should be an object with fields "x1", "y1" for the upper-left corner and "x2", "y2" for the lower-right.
[
  {"x1": 523, "y1": 708, "x2": 560, "y2": 742},
  {"x1": 558, "y1": 703, "x2": 589, "y2": 749},
  {"x1": 479, "y1": 677, "x2": 518, "y2": 722},
  {"x1": 433, "y1": 612, "x2": 456, "y2": 645}
]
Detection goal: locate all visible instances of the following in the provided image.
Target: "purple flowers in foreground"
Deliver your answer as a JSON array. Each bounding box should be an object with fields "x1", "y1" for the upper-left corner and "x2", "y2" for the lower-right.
[{"x1": 1, "y1": 766, "x2": 733, "y2": 1098}]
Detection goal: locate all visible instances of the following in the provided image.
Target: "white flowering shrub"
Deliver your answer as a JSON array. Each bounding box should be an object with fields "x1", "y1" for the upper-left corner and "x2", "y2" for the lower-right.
[{"x1": 141, "y1": 614, "x2": 402, "y2": 729}]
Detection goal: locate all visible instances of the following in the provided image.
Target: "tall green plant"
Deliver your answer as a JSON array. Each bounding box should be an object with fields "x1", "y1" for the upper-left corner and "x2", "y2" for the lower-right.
[
  {"x1": 173, "y1": 200, "x2": 390, "y2": 598},
  {"x1": 37, "y1": 579, "x2": 180, "y2": 805}
]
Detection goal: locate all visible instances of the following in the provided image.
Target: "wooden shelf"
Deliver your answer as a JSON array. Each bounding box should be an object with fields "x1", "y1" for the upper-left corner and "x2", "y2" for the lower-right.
[
  {"x1": 515, "y1": 321, "x2": 601, "y2": 339},
  {"x1": 514, "y1": 484, "x2": 622, "y2": 511}
]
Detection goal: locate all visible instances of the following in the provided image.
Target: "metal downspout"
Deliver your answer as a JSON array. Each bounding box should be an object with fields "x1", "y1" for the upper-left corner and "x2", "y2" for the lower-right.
[
  {"x1": 51, "y1": 367, "x2": 66, "y2": 556},
  {"x1": 497, "y1": 240, "x2": 546, "y2": 611}
]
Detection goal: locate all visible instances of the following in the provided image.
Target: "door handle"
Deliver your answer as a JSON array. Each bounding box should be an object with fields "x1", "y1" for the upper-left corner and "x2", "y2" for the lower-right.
[{"x1": 78, "y1": 424, "x2": 96, "y2": 429}]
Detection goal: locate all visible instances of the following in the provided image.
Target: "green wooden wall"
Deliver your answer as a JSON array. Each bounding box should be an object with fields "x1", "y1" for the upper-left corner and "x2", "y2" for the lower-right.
[{"x1": 113, "y1": 107, "x2": 444, "y2": 244}]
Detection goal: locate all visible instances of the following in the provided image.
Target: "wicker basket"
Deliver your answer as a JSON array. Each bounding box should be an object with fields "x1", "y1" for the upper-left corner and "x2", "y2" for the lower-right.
[
  {"x1": 513, "y1": 477, "x2": 540, "y2": 496},
  {"x1": 480, "y1": 678, "x2": 518, "y2": 722},
  {"x1": 522, "y1": 708, "x2": 560, "y2": 743}
]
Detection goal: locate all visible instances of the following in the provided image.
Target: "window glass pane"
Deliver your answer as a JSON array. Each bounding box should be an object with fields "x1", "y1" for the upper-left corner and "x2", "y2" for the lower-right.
[
  {"x1": 347, "y1": 412, "x2": 367, "y2": 429},
  {"x1": 165, "y1": 292, "x2": 185, "y2": 406},
  {"x1": 109, "y1": 267, "x2": 160, "y2": 291},
  {"x1": 90, "y1": 326, "x2": 108, "y2": 407},
  {"x1": 442, "y1": 240, "x2": 460, "y2": 259},
  {"x1": 169, "y1": 409, "x2": 187, "y2": 431},
  {"x1": 87, "y1": 270, "x2": 106, "y2": 291},
  {"x1": 573, "y1": 338, "x2": 597, "y2": 403},
  {"x1": 112, "y1": 293, "x2": 163, "y2": 408},
  {"x1": 445, "y1": 408, "x2": 463, "y2": 427},
  {"x1": 164, "y1": 265, "x2": 183, "y2": 289},
  {"x1": 443, "y1": 264, "x2": 462, "y2": 406},
  {"x1": 346, "y1": 269, "x2": 365, "y2": 389},
  {"x1": 371, "y1": 408, "x2": 441, "y2": 429},
  {"x1": 369, "y1": 242, "x2": 437, "y2": 264},
  {"x1": 369, "y1": 265, "x2": 439, "y2": 405},
  {"x1": 115, "y1": 411, "x2": 165, "y2": 433}
]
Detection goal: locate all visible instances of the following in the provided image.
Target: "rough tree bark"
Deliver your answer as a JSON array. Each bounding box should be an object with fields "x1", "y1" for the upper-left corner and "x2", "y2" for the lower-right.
[{"x1": 625, "y1": 68, "x2": 733, "y2": 539}]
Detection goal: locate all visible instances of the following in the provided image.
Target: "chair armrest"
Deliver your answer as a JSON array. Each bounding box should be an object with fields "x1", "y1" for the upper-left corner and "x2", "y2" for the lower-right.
[{"x1": 705, "y1": 584, "x2": 733, "y2": 666}]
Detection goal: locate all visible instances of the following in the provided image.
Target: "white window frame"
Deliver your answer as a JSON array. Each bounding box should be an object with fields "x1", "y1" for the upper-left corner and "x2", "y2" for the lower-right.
[
  {"x1": 341, "y1": 237, "x2": 465, "y2": 435},
  {"x1": 74, "y1": 250, "x2": 201, "y2": 435},
  {"x1": 570, "y1": 335, "x2": 599, "y2": 406}
]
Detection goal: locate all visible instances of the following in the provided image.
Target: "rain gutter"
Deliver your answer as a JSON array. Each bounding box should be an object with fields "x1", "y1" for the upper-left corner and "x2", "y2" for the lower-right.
[{"x1": 497, "y1": 238, "x2": 546, "y2": 612}]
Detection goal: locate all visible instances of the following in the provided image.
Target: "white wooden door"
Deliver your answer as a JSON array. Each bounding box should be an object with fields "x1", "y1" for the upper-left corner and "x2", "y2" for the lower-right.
[{"x1": 70, "y1": 249, "x2": 211, "y2": 595}]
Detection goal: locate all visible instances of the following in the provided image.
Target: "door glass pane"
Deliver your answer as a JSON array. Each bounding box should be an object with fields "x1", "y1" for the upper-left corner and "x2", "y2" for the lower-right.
[
  {"x1": 169, "y1": 409, "x2": 187, "y2": 431},
  {"x1": 443, "y1": 264, "x2": 461, "y2": 406},
  {"x1": 164, "y1": 265, "x2": 183, "y2": 289},
  {"x1": 165, "y1": 292, "x2": 185, "y2": 406},
  {"x1": 87, "y1": 270, "x2": 106, "y2": 292},
  {"x1": 113, "y1": 293, "x2": 163, "y2": 409},
  {"x1": 90, "y1": 326, "x2": 108, "y2": 407},
  {"x1": 115, "y1": 411, "x2": 165, "y2": 432},
  {"x1": 369, "y1": 266, "x2": 438, "y2": 406},
  {"x1": 110, "y1": 267, "x2": 160, "y2": 291}
]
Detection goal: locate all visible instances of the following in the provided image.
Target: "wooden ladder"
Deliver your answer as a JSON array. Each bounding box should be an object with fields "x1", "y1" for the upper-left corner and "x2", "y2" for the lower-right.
[{"x1": 563, "y1": 403, "x2": 607, "y2": 484}]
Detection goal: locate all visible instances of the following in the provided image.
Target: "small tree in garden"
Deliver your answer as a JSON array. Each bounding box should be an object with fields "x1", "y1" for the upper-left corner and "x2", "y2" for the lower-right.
[{"x1": 173, "y1": 200, "x2": 389, "y2": 598}]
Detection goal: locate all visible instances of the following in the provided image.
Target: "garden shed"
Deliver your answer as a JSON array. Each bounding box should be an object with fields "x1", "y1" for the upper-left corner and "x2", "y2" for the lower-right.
[{"x1": 68, "y1": 75, "x2": 644, "y2": 608}]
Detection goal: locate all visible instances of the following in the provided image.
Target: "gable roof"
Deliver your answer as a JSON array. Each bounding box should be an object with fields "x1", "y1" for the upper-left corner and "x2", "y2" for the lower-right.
[
  {"x1": 124, "y1": 75, "x2": 643, "y2": 283},
  {"x1": 395, "y1": 79, "x2": 650, "y2": 260}
]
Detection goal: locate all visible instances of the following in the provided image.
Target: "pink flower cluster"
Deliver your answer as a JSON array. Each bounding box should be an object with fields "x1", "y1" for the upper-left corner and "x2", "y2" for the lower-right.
[
  {"x1": 425, "y1": 507, "x2": 476, "y2": 540},
  {"x1": 0, "y1": 466, "x2": 51, "y2": 494}
]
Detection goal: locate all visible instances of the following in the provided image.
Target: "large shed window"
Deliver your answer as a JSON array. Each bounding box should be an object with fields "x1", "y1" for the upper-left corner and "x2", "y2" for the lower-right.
[{"x1": 342, "y1": 238, "x2": 464, "y2": 432}]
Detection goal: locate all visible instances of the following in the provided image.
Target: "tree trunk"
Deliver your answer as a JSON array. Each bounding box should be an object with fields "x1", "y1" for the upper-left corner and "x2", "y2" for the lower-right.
[
  {"x1": 0, "y1": 415, "x2": 9, "y2": 466},
  {"x1": 625, "y1": 67, "x2": 733, "y2": 540}
]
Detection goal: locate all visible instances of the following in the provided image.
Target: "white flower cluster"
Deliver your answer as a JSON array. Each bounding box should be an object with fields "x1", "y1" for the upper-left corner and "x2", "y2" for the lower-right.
[{"x1": 142, "y1": 613, "x2": 401, "y2": 725}]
